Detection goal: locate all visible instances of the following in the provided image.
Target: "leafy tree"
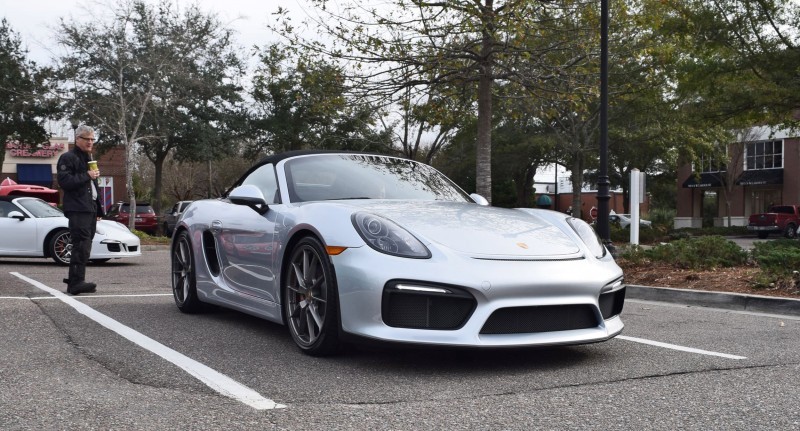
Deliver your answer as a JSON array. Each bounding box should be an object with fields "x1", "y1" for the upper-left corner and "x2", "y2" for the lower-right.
[
  {"x1": 659, "y1": 0, "x2": 800, "y2": 128},
  {"x1": 271, "y1": 0, "x2": 580, "y2": 203},
  {"x1": 0, "y1": 19, "x2": 56, "y2": 169},
  {"x1": 249, "y1": 44, "x2": 391, "y2": 156},
  {"x1": 54, "y1": 0, "x2": 245, "y2": 226}
]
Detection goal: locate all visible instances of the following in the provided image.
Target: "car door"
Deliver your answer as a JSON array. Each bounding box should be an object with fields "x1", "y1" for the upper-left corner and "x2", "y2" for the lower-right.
[
  {"x1": 0, "y1": 200, "x2": 41, "y2": 254},
  {"x1": 217, "y1": 163, "x2": 280, "y2": 301}
]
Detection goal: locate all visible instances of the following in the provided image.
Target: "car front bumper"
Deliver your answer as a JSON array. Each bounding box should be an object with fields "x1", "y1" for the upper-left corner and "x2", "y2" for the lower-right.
[{"x1": 331, "y1": 245, "x2": 625, "y2": 347}]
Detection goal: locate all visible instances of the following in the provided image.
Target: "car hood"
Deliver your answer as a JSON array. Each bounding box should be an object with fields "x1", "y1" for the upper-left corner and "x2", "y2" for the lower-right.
[
  {"x1": 97, "y1": 220, "x2": 139, "y2": 239},
  {"x1": 336, "y1": 200, "x2": 582, "y2": 258}
]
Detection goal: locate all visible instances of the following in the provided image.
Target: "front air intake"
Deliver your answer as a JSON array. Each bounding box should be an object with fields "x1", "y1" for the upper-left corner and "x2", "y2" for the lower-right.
[
  {"x1": 480, "y1": 304, "x2": 599, "y2": 334},
  {"x1": 382, "y1": 282, "x2": 476, "y2": 330}
]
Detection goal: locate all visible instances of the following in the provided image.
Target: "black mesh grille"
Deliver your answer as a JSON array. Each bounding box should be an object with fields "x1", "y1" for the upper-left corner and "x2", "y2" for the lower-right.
[
  {"x1": 383, "y1": 288, "x2": 475, "y2": 330},
  {"x1": 480, "y1": 304, "x2": 598, "y2": 334},
  {"x1": 129, "y1": 246, "x2": 138, "y2": 252},
  {"x1": 106, "y1": 243, "x2": 121, "y2": 252},
  {"x1": 599, "y1": 287, "x2": 626, "y2": 319}
]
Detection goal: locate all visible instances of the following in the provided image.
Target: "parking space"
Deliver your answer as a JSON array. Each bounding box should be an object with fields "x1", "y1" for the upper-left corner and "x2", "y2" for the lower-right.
[{"x1": 1, "y1": 252, "x2": 799, "y2": 429}]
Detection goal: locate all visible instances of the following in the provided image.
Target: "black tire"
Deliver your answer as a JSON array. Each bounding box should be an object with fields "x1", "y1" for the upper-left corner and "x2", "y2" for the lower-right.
[
  {"x1": 171, "y1": 231, "x2": 203, "y2": 313},
  {"x1": 757, "y1": 232, "x2": 769, "y2": 239},
  {"x1": 283, "y1": 236, "x2": 341, "y2": 356},
  {"x1": 48, "y1": 230, "x2": 71, "y2": 266},
  {"x1": 784, "y1": 224, "x2": 797, "y2": 239}
]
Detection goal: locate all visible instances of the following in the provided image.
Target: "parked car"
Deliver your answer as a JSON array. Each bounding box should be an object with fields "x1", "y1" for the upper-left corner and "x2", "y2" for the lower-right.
[
  {"x1": 162, "y1": 200, "x2": 193, "y2": 237},
  {"x1": 104, "y1": 201, "x2": 158, "y2": 234},
  {"x1": 170, "y1": 151, "x2": 626, "y2": 356},
  {"x1": 747, "y1": 205, "x2": 800, "y2": 239},
  {"x1": 608, "y1": 213, "x2": 652, "y2": 229},
  {"x1": 0, "y1": 196, "x2": 141, "y2": 265}
]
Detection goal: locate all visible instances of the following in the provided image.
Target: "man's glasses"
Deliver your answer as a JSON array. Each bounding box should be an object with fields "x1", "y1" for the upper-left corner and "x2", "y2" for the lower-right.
[{"x1": 78, "y1": 136, "x2": 96, "y2": 142}]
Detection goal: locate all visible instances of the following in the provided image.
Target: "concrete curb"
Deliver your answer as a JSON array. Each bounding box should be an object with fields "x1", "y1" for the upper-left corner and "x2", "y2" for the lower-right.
[{"x1": 627, "y1": 285, "x2": 800, "y2": 317}]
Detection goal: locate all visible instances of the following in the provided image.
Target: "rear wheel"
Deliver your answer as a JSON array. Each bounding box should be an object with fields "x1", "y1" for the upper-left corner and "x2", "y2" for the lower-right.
[
  {"x1": 784, "y1": 224, "x2": 797, "y2": 239},
  {"x1": 48, "y1": 230, "x2": 71, "y2": 265},
  {"x1": 283, "y1": 236, "x2": 341, "y2": 356},
  {"x1": 171, "y1": 231, "x2": 203, "y2": 313}
]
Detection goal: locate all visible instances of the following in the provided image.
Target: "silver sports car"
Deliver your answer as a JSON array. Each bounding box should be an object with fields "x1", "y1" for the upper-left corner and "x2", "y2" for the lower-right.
[
  {"x1": 0, "y1": 196, "x2": 141, "y2": 265},
  {"x1": 171, "y1": 151, "x2": 625, "y2": 355}
]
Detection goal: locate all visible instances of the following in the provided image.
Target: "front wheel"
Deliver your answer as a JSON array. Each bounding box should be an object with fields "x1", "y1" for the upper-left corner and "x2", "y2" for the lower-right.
[
  {"x1": 171, "y1": 231, "x2": 203, "y2": 313},
  {"x1": 784, "y1": 224, "x2": 797, "y2": 239},
  {"x1": 48, "y1": 230, "x2": 72, "y2": 265},
  {"x1": 283, "y1": 236, "x2": 341, "y2": 356}
]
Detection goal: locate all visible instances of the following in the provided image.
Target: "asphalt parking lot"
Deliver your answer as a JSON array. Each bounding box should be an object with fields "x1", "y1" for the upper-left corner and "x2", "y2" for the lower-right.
[{"x1": 1, "y1": 249, "x2": 799, "y2": 430}]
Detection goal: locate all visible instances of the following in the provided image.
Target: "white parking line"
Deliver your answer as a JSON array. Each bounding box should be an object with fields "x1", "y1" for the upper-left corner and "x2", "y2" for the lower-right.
[
  {"x1": 618, "y1": 335, "x2": 747, "y2": 360},
  {"x1": 11, "y1": 272, "x2": 286, "y2": 410},
  {"x1": 0, "y1": 294, "x2": 174, "y2": 300}
]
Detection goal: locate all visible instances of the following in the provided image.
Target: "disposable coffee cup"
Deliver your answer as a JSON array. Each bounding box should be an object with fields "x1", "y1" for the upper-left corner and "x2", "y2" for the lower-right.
[{"x1": 88, "y1": 160, "x2": 98, "y2": 171}]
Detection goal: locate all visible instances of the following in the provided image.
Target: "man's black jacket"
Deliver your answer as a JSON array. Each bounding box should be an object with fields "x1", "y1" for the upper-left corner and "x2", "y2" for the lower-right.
[{"x1": 57, "y1": 146, "x2": 105, "y2": 216}]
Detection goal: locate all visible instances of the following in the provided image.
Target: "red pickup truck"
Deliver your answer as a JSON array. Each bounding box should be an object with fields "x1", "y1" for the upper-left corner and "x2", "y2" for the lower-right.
[{"x1": 747, "y1": 205, "x2": 800, "y2": 239}]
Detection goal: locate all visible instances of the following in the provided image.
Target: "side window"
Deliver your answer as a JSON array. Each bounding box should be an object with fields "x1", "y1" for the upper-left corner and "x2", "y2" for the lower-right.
[
  {"x1": 241, "y1": 163, "x2": 280, "y2": 204},
  {"x1": 0, "y1": 201, "x2": 18, "y2": 217}
]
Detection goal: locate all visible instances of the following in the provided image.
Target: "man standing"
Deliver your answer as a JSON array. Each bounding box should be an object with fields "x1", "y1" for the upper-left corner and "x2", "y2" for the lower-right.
[{"x1": 57, "y1": 125, "x2": 104, "y2": 295}]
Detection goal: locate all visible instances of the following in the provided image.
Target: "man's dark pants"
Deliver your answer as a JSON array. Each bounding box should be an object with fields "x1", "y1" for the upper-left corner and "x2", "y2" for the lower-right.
[{"x1": 66, "y1": 211, "x2": 96, "y2": 286}]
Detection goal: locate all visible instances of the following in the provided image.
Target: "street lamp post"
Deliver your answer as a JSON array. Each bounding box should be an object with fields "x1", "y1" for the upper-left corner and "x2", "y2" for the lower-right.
[
  {"x1": 70, "y1": 117, "x2": 79, "y2": 143},
  {"x1": 596, "y1": 0, "x2": 613, "y2": 251}
]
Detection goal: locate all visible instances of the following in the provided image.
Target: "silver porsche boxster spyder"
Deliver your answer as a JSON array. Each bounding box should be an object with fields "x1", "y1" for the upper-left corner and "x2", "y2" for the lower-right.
[{"x1": 170, "y1": 151, "x2": 625, "y2": 355}]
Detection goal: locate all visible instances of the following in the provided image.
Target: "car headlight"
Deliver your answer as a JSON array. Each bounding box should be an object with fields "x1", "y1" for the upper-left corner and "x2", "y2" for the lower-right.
[
  {"x1": 351, "y1": 212, "x2": 431, "y2": 258},
  {"x1": 566, "y1": 217, "x2": 606, "y2": 258}
]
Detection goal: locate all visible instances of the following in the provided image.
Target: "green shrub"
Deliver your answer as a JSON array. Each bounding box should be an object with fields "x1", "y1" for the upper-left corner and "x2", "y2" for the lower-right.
[
  {"x1": 751, "y1": 239, "x2": 800, "y2": 279},
  {"x1": 131, "y1": 229, "x2": 171, "y2": 245},
  {"x1": 647, "y1": 207, "x2": 675, "y2": 229},
  {"x1": 621, "y1": 235, "x2": 747, "y2": 270},
  {"x1": 669, "y1": 226, "x2": 750, "y2": 238}
]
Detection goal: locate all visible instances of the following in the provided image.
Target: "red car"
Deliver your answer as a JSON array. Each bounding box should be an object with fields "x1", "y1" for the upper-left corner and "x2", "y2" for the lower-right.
[{"x1": 104, "y1": 201, "x2": 158, "y2": 234}]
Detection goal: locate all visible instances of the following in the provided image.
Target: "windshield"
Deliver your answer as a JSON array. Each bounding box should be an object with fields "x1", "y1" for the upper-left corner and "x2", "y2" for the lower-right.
[
  {"x1": 17, "y1": 198, "x2": 64, "y2": 218},
  {"x1": 284, "y1": 154, "x2": 471, "y2": 203}
]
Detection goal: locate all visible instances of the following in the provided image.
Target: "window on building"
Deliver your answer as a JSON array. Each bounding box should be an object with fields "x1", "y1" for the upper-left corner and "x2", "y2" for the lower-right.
[
  {"x1": 745, "y1": 140, "x2": 782, "y2": 170},
  {"x1": 698, "y1": 152, "x2": 726, "y2": 173}
]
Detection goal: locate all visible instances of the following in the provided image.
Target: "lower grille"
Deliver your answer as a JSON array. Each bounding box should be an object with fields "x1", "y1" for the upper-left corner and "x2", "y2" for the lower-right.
[
  {"x1": 107, "y1": 243, "x2": 121, "y2": 252},
  {"x1": 599, "y1": 286, "x2": 626, "y2": 319},
  {"x1": 480, "y1": 304, "x2": 598, "y2": 334},
  {"x1": 383, "y1": 283, "x2": 476, "y2": 330}
]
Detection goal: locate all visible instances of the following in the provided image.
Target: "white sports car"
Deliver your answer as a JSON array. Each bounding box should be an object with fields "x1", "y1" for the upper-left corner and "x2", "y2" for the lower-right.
[
  {"x1": 171, "y1": 151, "x2": 626, "y2": 355},
  {"x1": 0, "y1": 196, "x2": 141, "y2": 265}
]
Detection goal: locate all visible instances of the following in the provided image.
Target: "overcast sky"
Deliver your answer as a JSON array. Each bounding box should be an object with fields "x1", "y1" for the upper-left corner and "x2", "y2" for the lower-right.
[{"x1": 2, "y1": 0, "x2": 312, "y2": 66}]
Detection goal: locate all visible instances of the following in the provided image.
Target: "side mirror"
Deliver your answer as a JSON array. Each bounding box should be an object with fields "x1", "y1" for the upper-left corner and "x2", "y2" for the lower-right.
[
  {"x1": 8, "y1": 211, "x2": 26, "y2": 221},
  {"x1": 172, "y1": 211, "x2": 178, "y2": 216},
  {"x1": 469, "y1": 193, "x2": 489, "y2": 206},
  {"x1": 229, "y1": 185, "x2": 269, "y2": 215}
]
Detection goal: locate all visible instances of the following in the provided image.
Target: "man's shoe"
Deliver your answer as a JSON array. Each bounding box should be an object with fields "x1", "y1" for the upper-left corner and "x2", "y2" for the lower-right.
[{"x1": 67, "y1": 281, "x2": 97, "y2": 295}]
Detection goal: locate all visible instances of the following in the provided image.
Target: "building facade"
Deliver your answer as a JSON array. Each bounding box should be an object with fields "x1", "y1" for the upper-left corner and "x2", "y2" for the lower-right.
[{"x1": 676, "y1": 127, "x2": 800, "y2": 228}]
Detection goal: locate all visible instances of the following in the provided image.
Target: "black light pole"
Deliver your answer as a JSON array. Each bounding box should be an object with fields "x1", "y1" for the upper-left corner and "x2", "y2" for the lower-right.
[
  {"x1": 70, "y1": 117, "x2": 79, "y2": 142},
  {"x1": 596, "y1": 0, "x2": 613, "y2": 250}
]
